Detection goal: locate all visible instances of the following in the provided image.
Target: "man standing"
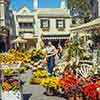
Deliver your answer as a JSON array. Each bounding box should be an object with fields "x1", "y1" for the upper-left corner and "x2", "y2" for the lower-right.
[{"x1": 46, "y1": 42, "x2": 57, "y2": 74}]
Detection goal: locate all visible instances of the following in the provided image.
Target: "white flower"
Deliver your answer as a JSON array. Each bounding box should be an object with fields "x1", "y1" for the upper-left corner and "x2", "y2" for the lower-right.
[
  {"x1": 97, "y1": 88, "x2": 100, "y2": 92},
  {"x1": 38, "y1": 65, "x2": 42, "y2": 68}
]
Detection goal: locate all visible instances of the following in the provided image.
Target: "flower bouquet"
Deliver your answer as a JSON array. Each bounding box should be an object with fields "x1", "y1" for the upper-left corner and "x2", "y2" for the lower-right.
[
  {"x1": 2, "y1": 78, "x2": 22, "y2": 100},
  {"x1": 31, "y1": 48, "x2": 46, "y2": 62},
  {"x1": 2, "y1": 68, "x2": 15, "y2": 76},
  {"x1": 30, "y1": 70, "x2": 49, "y2": 84},
  {"x1": 59, "y1": 72, "x2": 82, "y2": 99},
  {"x1": 82, "y1": 81, "x2": 99, "y2": 100},
  {"x1": 2, "y1": 79, "x2": 20, "y2": 91},
  {"x1": 41, "y1": 76, "x2": 59, "y2": 96},
  {"x1": 0, "y1": 49, "x2": 30, "y2": 63}
]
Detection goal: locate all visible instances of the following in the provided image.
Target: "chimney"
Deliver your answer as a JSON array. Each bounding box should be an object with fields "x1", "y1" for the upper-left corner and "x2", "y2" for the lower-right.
[{"x1": 34, "y1": 0, "x2": 38, "y2": 10}]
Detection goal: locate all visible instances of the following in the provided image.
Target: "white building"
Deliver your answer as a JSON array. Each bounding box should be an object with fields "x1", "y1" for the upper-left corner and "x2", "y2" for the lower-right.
[
  {"x1": 0, "y1": 0, "x2": 11, "y2": 51},
  {"x1": 34, "y1": 0, "x2": 72, "y2": 47},
  {"x1": 97, "y1": 0, "x2": 100, "y2": 17},
  {"x1": 11, "y1": 0, "x2": 72, "y2": 48},
  {"x1": 0, "y1": 0, "x2": 10, "y2": 26},
  {"x1": 12, "y1": 6, "x2": 36, "y2": 48}
]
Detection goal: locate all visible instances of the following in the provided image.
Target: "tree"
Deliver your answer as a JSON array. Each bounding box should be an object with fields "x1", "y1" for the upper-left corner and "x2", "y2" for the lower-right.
[{"x1": 68, "y1": 0, "x2": 91, "y2": 17}]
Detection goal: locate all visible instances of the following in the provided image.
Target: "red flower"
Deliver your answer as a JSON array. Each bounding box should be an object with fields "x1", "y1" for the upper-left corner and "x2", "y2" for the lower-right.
[
  {"x1": 82, "y1": 82, "x2": 99, "y2": 100},
  {"x1": 59, "y1": 73, "x2": 78, "y2": 91}
]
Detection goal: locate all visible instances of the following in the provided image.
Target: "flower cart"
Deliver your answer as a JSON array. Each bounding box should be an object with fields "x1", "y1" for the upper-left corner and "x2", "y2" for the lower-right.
[{"x1": 0, "y1": 62, "x2": 23, "y2": 100}]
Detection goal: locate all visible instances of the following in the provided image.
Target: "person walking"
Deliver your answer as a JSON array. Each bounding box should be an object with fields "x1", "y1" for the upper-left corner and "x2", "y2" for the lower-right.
[
  {"x1": 57, "y1": 43, "x2": 62, "y2": 59},
  {"x1": 46, "y1": 42, "x2": 57, "y2": 75}
]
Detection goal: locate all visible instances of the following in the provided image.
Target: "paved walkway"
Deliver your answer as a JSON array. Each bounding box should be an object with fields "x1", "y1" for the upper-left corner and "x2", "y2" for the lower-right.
[{"x1": 20, "y1": 70, "x2": 66, "y2": 100}]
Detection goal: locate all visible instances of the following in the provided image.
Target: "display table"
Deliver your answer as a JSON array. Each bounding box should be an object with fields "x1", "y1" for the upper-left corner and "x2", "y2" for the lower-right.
[{"x1": 0, "y1": 62, "x2": 23, "y2": 100}]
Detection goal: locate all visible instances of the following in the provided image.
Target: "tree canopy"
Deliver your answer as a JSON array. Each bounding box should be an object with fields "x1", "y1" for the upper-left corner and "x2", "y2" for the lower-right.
[{"x1": 68, "y1": 0, "x2": 91, "y2": 17}]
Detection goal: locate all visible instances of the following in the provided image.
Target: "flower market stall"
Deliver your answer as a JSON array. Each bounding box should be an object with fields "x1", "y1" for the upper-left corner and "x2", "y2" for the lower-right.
[
  {"x1": 0, "y1": 43, "x2": 99, "y2": 99},
  {"x1": 0, "y1": 62, "x2": 23, "y2": 100},
  {"x1": 38, "y1": 39, "x2": 100, "y2": 100}
]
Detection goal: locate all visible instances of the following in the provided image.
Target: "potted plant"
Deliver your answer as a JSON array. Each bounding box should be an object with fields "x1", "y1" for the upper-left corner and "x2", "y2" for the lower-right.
[
  {"x1": 41, "y1": 77, "x2": 59, "y2": 96},
  {"x1": 30, "y1": 70, "x2": 49, "y2": 84}
]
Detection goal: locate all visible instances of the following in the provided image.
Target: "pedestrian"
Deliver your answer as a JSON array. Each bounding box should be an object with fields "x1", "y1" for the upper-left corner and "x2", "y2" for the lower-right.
[
  {"x1": 57, "y1": 43, "x2": 62, "y2": 59},
  {"x1": 87, "y1": 40, "x2": 94, "y2": 53},
  {"x1": 46, "y1": 42, "x2": 57, "y2": 75}
]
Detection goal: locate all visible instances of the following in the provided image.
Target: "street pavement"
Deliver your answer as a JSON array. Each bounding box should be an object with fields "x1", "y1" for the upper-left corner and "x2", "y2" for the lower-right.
[{"x1": 20, "y1": 69, "x2": 66, "y2": 100}]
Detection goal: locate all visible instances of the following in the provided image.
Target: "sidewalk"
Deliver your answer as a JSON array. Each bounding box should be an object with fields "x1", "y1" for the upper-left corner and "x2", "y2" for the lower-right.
[{"x1": 20, "y1": 70, "x2": 65, "y2": 100}]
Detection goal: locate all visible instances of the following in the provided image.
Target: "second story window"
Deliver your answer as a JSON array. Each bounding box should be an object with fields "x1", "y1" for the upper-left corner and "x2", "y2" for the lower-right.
[
  {"x1": 19, "y1": 23, "x2": 33, "y2": 29},
  {"x1": 56, "y1": 19, "x2": 65, "y2": 30},
  {"x1": 40, "y1": 19, "x2": 50, "y2": 28}
]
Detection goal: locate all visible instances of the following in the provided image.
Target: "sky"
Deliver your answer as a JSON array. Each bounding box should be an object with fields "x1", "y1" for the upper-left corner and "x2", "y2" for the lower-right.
[{"x1": 11, "y1": 0, "x2": 61, "y2": 10}]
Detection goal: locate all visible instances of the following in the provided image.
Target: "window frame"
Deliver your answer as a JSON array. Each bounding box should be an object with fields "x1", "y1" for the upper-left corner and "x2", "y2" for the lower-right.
[
  {"x1": 40, "y1": 19, "x2": 50, "y2": 29},
  {"x1": 56, "y1": 19, "x2": 65, "y2": 29}
]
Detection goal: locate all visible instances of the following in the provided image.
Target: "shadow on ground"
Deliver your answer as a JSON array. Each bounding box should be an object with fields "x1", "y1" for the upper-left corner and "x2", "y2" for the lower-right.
[{"x1": 23, "y1": 93, "x2": 32, "y2": 100}]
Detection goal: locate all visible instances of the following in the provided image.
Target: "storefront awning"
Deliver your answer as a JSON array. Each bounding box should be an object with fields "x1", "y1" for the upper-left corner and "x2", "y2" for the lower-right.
[{"x1": 42, "y1": 34, "x2": 70, "y2": 40}]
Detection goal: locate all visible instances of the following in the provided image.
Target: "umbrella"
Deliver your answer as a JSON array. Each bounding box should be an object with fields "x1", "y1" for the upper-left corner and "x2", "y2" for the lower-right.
[{"x1": 12, "y1": 37, "x2": 27, "y2": 44}]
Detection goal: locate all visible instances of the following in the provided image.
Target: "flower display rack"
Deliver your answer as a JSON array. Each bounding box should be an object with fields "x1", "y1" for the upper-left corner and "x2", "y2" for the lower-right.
[{"x1": 0, "y1": 62, "x2": 23, "y2": 100}]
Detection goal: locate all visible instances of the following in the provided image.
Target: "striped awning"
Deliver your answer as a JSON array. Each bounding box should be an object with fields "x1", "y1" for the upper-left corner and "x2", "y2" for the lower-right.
[{"x1": 42, "y1": 35, "x2": 70, "y2": 40}]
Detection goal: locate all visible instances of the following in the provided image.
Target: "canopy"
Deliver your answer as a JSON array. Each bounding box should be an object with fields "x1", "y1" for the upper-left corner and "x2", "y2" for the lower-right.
[
  {"x1": 69, "y1": 18, "x2": 100, "y2": 32},
  {"x1": 12, "y1": 37, "x2": 27, "y2": 44},
  {"x1": 42, "y1": 34, "x2": 70, "y2": 40}
]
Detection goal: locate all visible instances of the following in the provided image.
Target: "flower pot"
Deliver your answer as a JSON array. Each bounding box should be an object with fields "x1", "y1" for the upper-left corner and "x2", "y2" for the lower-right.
[
  {"x1": 76, "y1": 95, "x2": 83, "y2": 100},
  {"x1": 69, "y1": 96, "x2": 75, "y2": 100},
  {"x1": 82, "y1": 95, "x2": 89, "y2": 100},
  {"x1": 69, "y1": 95, "x2": 83, "y2": 100},
  {"x1": 98, "y1": 95, "x2": 100, "y2": 99},
  {"x1": 46, "y1": 87, "x2": 54, "y2": 96},
  {"x1": 30, "y1": 78, "x2": 41, "y2": 85}
]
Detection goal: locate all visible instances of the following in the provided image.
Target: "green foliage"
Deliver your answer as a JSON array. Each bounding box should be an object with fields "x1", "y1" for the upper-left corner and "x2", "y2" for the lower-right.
[
  {"x1": 3, "y1": 68, "x2": 14, "y2": 75},
  {"x1": 32, "y1": 70, "x2": 49, "y2": 78},
  {"x1": 31, "y1": 48, "x2": 46, "y2": 62},
  {"x1": 17, "y1": 67, "x2": 26, "y2": 73},
  {"x1": 68, "y1": 0, "x2": 91, "y2": 17},
  {"x1": 67, "y1": 40, "x2": 84, "y2": 59}
]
